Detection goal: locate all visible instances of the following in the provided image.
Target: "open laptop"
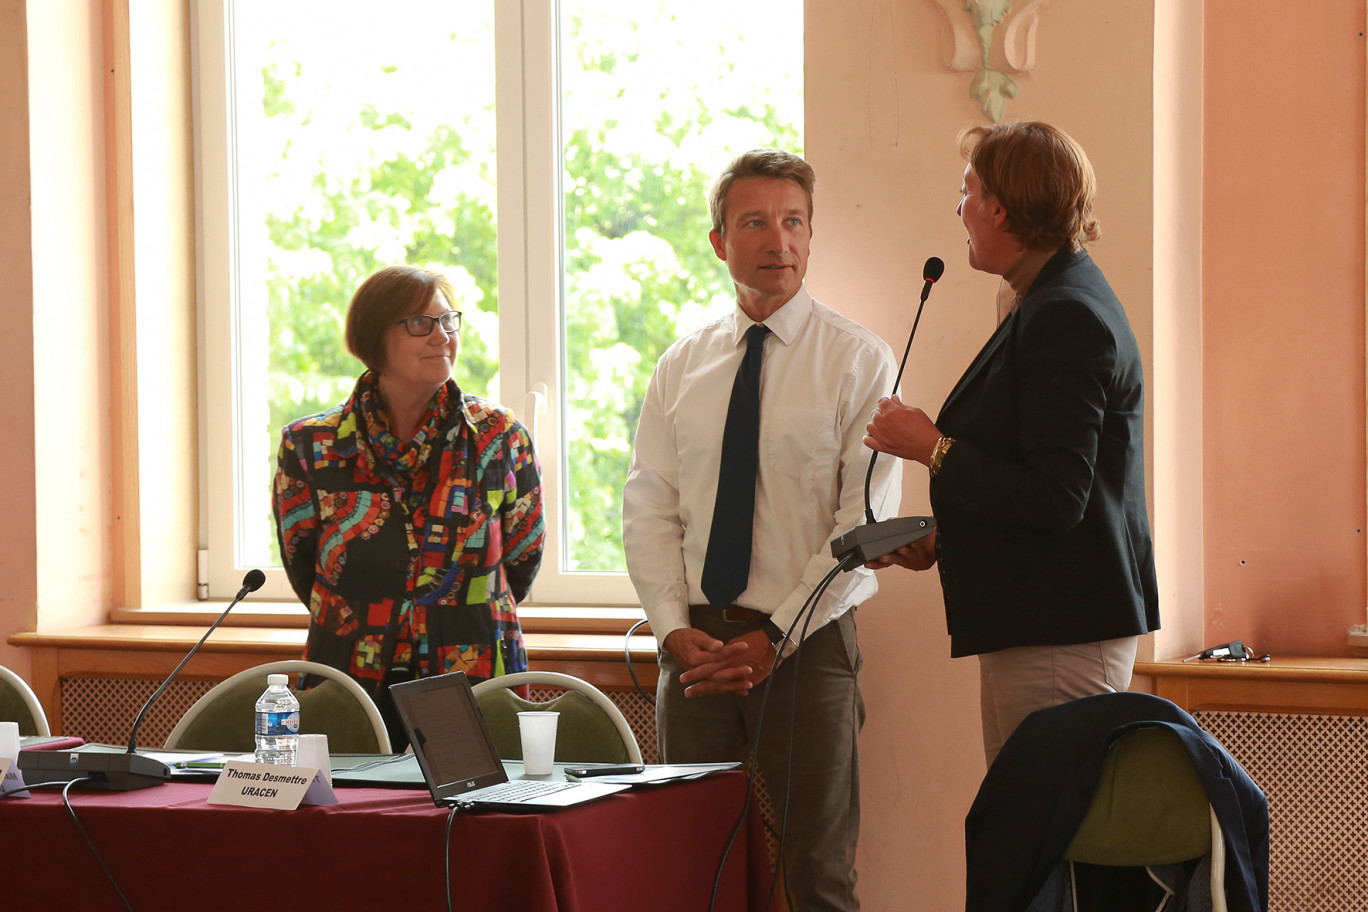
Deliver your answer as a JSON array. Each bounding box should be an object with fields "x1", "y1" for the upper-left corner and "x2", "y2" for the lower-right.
[{"x1": 389, "y1": 671, "x2": 630, "y2": 811}]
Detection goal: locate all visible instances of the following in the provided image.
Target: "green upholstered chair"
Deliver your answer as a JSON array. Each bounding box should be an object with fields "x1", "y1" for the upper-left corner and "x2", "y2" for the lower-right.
[
  {"x1": 0, "y1": 664, "x2": 50, "y2": 737},
  {"x1": 1063, "y1": 726, "x2": 1228, "y2": 911},
  {"x1": 163, "y1": 660, "x2": 391, "y2": 754},
  {"x1": 471, "y1": 671, "x2": 643, "y2": 765}
]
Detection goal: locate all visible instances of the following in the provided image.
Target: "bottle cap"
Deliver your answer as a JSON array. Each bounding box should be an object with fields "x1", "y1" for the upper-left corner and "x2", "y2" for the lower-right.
[{"x1": 266, "y1": 673, "x2": 289, "y2": 686}]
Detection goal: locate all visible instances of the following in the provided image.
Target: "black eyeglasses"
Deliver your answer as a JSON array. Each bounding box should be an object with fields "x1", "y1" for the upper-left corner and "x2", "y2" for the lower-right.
[{"x1": 396, "y1": 310, "x2": 462, "y2": 336}]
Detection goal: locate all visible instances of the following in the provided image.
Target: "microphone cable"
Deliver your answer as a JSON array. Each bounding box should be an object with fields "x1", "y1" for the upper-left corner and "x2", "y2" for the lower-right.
[
  {"x1": 1, "y1": 777, "x2": 139, "y2": 909},
  {"x1": 444, "y1": 801, "x2": 461, "y2": 912},
  {"x1": 0, "y1": 777, "x2": 73, "y2": 798},
  {"x1": 763, "y1": 552, "x2": 859, "y2": 911},
  {"x1": 341, "y1": 752, "x2": 413, "y2": 774},
  {"x1": 60, "y1": 776, "x2": 136, "y2": 911},
  {"x1": 624, "y1": 617, "x2": 656, "y2": 706}
]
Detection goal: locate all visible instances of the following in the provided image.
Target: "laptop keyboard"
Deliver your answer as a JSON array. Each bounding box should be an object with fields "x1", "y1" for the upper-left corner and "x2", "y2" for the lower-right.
[{"x1": 469, "y1": 779, "x2": 579, "y2": 803}]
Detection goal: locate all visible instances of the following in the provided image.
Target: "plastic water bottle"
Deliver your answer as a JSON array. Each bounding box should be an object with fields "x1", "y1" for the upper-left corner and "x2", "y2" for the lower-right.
[{"x1": 254, "y1": 673, "x2": 300, "y2": 765}]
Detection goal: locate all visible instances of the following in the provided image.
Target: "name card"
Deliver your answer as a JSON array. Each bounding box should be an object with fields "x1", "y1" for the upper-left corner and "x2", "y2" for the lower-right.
[
  {"x1": 207, "y1": 760, "x2": 337, "y2": 809},
  {"x1": 1, "y1": 758, "x2": 30, "y2": 798}
]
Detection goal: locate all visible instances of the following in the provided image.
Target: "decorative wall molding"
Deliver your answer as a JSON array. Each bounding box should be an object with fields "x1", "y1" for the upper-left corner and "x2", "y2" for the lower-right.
[{"x1": 931, "y1": 0, "x2": 1045, "y2": 123}]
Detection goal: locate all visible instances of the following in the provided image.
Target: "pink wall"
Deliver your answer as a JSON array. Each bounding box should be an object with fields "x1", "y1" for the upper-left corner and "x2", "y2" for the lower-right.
[
  {"x1": 1202, "y1": 1, "x2": 1366, "y2": 655},
  {"x1": 0, "y1": 0, "x2": 37, "y2": 675},
  {"x1": 808, "y1": 1, "x2": 1159, "y2": 907},
  {"x1": 28, "y1": 0, "x2": 116, "y2": 632},
  {"x1": 0, "y1": 0, "x2": 119, "y2": 677}
]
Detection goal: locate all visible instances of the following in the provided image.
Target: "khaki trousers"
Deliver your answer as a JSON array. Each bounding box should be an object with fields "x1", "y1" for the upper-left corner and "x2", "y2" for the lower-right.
[{"x1": 657, "y1": 609, "x2": 865, "y2": 912}]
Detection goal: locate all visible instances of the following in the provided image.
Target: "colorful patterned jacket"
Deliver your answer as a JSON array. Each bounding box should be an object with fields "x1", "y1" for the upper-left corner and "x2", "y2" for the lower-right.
[{"x1": 273, "y1": 373, "x2": 544, "y2": 697}]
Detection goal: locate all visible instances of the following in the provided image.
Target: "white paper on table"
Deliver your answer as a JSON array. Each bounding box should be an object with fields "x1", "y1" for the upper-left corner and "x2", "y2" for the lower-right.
[
  {"x1": 1, "y1": 757, "x2": 30, "y2": 798},
  {"x1": 148, "y1": 750, "x2": 251, "y2": 767},
  {"x1": 587, "y1": 762, "x2": 741, "y2": 784},
  {"x1": 301, "y1": 770, "x2": 338, "y2": 805}
]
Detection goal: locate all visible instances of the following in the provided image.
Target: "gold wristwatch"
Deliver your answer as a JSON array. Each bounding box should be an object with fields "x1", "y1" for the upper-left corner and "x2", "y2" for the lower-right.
[{"x1": 929, "y1": 436, "x2": 955, "y2": 477}]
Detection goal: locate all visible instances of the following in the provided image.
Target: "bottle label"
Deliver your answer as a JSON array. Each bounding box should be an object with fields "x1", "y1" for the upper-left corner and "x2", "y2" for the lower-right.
[{"x1": 256, "y1": 711, "x2": 302, "y2": 736}]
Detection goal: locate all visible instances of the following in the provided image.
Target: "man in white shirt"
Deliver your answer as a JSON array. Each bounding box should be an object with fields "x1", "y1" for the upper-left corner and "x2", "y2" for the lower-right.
[{"x1": 622, "y1": 149, "x2": 901, "y2": 912}]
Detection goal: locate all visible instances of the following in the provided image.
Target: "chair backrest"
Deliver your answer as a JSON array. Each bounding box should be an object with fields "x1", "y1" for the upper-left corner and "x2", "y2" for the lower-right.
[
  {"x1": 1063, "y1": 725, "x2": 1228, "y2": 912},
  {"x1": 471, "y1": 671, "x2": 644, "y2": 764},
  {"x1": 163, "y1": 660, "x2": 391, "y2": 754},
  {"x1": 1064, "y1": 726, "x2": 1212, "y2": 866},
  {"x1": 0, "y1": 664, "x2": 51, "y2": 737}
]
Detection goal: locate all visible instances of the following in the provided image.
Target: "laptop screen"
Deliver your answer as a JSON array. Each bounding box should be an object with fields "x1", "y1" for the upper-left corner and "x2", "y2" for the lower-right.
[{"x1": 389, "y1": 672, "x2": 510, "y2": 803}]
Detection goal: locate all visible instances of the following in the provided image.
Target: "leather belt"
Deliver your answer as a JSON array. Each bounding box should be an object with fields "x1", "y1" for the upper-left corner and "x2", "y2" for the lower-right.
[{"x1": 689, "y1": 604, "x2": 768, "y2": 625}]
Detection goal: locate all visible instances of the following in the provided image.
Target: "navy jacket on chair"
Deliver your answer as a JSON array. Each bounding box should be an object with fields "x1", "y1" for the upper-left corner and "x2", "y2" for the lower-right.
[{"x1": 965, "y1": 692, "x2": 1269, "y2": 912}]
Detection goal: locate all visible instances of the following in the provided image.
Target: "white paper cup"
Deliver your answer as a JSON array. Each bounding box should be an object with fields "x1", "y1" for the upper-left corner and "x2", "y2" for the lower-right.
[
  {"x1": 517, "y1": 711, "x2": 559, "y2": 776},
  {"x1": 296, "y1": 733, "x2": 332, "y2": 783},
  {"x1": 0, "y1": 721, "x2": 19, "y2": 761}
]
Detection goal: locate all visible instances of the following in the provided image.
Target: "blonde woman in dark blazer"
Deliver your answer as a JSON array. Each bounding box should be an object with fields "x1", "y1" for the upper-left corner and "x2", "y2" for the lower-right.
[{"x1": 864, "y1": 122, "x2": 1159, "y2": 766}]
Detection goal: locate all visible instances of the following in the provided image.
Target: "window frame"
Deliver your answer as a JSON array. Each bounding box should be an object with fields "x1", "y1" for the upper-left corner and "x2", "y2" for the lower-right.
[{"x1": 196, "y1": 0, "x2": 640, "y2": 606}]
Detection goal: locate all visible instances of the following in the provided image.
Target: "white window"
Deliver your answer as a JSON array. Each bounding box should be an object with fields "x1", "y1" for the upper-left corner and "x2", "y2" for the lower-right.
[{"x1": 196, "y1": 0, "x2": 803, "y2": 604}]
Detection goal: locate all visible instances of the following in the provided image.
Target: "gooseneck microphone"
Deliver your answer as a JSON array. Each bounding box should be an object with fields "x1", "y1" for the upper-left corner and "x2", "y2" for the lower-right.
[
  {"x1": 126, "y1": 568, "x2": 267, "y2": 756},
  {"x1": 863, "y1": 256, "x2": 944, "y2": 523},
  {"x1": 831, "y1": 257, "x2": 944, "y2": 566},
  {"x1": 20, "y1": 569, "x2": 269, "y2": 791}
]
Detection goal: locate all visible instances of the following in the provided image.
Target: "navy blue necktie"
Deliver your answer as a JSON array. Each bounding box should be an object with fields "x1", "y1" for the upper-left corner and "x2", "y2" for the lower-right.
[{"x1": 701, "y1": 324, "x2": 770, "y2": 609}]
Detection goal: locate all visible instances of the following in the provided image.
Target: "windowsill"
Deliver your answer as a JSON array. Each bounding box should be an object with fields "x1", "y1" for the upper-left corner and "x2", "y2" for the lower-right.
[
  {"x1": 15, "y1": 603, "x2": 657, "y2": 659},
  {"x1": 11, "y1": 623, "x2": 659, "y2": 659},
  {"x1": 1133, "y1": 654, "x2": 1368, "y2": 717},
  {"x1": 110, "y1": 601, "x2": 308, "y2": 629},
  {"x1": 4, "y1": 604, "x2": 660, "y2": 672},
  {"x1": 1136, "y1": 654, "x2": 1368, "y2": 681},
  {"x1": 108, "y1": 602, "x2": 650, "y2": 637}
]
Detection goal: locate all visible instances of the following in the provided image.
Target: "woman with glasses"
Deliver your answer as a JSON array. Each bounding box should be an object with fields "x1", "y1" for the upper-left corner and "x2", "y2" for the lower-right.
[{"x1": 272, "y1": 264, "x2": 545, "y2": 750}]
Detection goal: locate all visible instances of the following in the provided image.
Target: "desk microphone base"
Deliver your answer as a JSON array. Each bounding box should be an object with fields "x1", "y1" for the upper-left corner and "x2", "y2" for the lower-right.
[
  {"x1": 18, "y1": 750, "x2": 171, "y2": 791},
  {"x1": 831, "y1": 516, "x2": 936, "y2": 566}
]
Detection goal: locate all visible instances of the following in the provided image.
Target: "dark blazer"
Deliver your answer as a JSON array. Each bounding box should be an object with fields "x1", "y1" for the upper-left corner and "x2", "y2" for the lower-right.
[
  {"x1": 932, "y1": 248, "x2": 1159, "y2": 657},
  {"x1": 965, "y1": 692, "x2": 1269, "y2": 912}
]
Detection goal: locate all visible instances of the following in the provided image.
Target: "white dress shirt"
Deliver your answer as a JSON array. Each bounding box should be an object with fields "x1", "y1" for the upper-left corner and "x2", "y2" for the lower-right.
[{"x1": 623, "y1": 286, "x2": 903, "y2": 648}]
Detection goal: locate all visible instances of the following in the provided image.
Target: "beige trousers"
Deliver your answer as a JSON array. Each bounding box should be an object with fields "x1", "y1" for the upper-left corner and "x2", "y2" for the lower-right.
[{"x1": 978, "y1": 635, "x2": 1139, "y2": 768}]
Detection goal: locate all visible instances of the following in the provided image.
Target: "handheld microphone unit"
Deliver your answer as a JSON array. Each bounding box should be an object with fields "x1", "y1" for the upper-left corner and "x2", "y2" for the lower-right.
[
  {"x1": 831, "y1": 257, "x2": 944, "y2": 566},
  {"x1": 19, "y1": 569, "x2": 268, "y2": 791}
]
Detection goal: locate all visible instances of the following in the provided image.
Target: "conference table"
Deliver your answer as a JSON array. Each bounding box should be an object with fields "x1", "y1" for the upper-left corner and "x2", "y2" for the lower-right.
[{"x1": 0, "y1": 766, "x2": 770, "y2": 911}]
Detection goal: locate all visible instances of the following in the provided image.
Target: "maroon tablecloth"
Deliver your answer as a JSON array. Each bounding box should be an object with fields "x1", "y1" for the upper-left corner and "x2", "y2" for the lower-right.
[
  {"x1": 0, "y1": 771, "x2": 769, "y2": 911},
  {"x1": 18, "y1": 735, "x2": 85, "y2": 751}
]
